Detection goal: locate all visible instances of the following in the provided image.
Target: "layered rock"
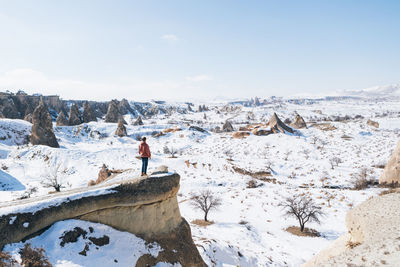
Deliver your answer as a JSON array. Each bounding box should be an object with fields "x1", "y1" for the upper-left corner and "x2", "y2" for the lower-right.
[
  {"x1": 105, "y1": 100, "x2": 121, "y2": 123},
  {"x1": 68, "y1": 104, "x2": 82, "y2": 126},
  {"x1": 0, "y1": 172, "x2": 206, "y2": 266},
  {"x1": 379, "y1": 141, "x2": 400, "y2": 185},
  {"x1": 290, "y1": 113, "x2": 307, "y2": 129},
  {"x1": 268, "y1": 113, "x2": 294, "y2": 133},
  {"x1": 115, "y1": 119, "x2": 128, "y2": 137},
  {"x1": 223, "y1": 120, "x2": 234, "y2": 132},
  {"x1": 303, "y1": 192, "x2": 400, "y2": 266},
  {"x1": 82, "y1": 101, "x2": 97, "y2": 123},
  {"x1": 56, "y1": 112, "x2": 68, "y2": 126},
  {"x1": 30, "y1": 101, "x2": 59, "y2": 148}
]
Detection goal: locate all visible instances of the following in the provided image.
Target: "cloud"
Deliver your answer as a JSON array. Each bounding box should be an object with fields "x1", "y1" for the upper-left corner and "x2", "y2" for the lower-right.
[
  {"x1": 161, "y1": 34, "x2": 178, "y2": 42},
  {"x1": 185, "y1": 74, "x2": 212, "y2": 82}
]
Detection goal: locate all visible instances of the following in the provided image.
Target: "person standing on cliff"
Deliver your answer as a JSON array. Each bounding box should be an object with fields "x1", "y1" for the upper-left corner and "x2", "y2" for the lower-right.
[{"x1": 139, "y1": 137, "x2": 151, "y2": 176}]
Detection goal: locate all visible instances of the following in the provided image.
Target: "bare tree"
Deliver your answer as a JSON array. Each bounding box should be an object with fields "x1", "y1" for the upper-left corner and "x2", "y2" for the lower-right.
[
  {"x1": 310, "y1": 136, "x2": 320, "y2": 145},
  {"x1": 302, "y1": 149, "x2": 311, "y2": 159},
  {"x1": 329, "y1": 157, "x2": 342, "y2": 169},
  {"x1": 163, "y1": 145, "x2": 178, "y2": 158},
  {"x1": 283, "y1": 150, "x2": 292, "y2": 161},
  {"x1": 190, "y1": 190, "x2": 222, "y2": 222},
  {"x1": 280, "y1": 194, "x2": 324, "y2": 232},
  {"x1": 41, "y1": 163, "x2": 66, "y2": 192}
]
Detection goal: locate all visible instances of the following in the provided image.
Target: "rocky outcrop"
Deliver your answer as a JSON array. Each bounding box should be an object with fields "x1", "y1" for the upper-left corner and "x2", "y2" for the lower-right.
[
  {"x1": 56, "y1": 112, "x2": 68, "y2": 126},
  {"x1": 367, "y1": 119, "x2": 379, "y2": 128},
  {"x1": 303, "y1": 192, "x2": 400, "y2": 266},
  {"x1": 68, "y1": 104, "x2": 82, "y2": 126},
  {"x1": 379, "y1": 141, "x2": 400, "y2": 185},
  {"x1": 30, "y1": 101, "x2": 59, "y2": 148},
  {"x1": 134, "y1": 116, "x2": 144, "y2": 126},
  {"x1": 0, "y1": 172, "x2": 206, "y2": 266},
  {"x1": 268, "y1": 113, "x2": 294, "y2": 133},
  {"x1": 223, "y1": 120, "x2": 234, "y2": 132},
  {"x1": 23, "y1": 113, "x2": 32, "y2": 123},
  {"x1": 105, "y1": 100, "x2": 121, "y2": 123},
  {"x1": 115, "y1": 119, "x2": 127, "y2": 137},
  {"x1": 290, "y1": 113, "x2": 307, "y2": 129},
  {"x1": 82, "y1": 102, "x2": 97, "y2": 123}
]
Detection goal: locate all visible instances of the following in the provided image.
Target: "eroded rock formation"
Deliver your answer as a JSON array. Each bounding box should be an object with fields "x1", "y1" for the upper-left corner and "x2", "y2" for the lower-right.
[
  {"x1": 115, "y1": 119, "x2": 127, "y2": 137},
  {"x1": 0, "y1": 172, "x2": 206, "y2": 266},
  {"x1": 68, "y1": 104, "x2": 82, "y2": 126},
  {"x1": 223, "y1": 120, "x2": 234, "y2": 132},
  {"x1": 134, "y1": 116, "x2": 144, "y2": 126},
  {"x1": 30, "y1": 101, "x2": 59, "y2": 148},
  {"x1": 379, "y1": 141, "x2": 400, "y2": 185},
  {"x1": 82, "y1": 102, "x2": 97, "y2": 123},
  {"x1": 290, "y1": 113, "x2": 307, "y2": 129},
  {"x1": 105, "y1": 100, "x2": 120, "y2": 123},
  {"x1": 268, "y1": 113, "x2": 294, "y2": 133},
  {"x1": 56, "y1": 112, "x2": 68, "y2": 126},
  {"x1": 303, "y1": 192, "x2": 400, "y2": 266}
]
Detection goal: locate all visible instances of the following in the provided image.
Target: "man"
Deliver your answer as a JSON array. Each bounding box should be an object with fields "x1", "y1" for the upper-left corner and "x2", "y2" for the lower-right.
[{"x1": 139, "y1": 137, "x2": 151, "y2": 176}]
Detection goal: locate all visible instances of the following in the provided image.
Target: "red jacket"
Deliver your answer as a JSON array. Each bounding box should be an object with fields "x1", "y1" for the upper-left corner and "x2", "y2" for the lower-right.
[{"x1": 139, "y1": 141, "x2": 151, "y2": 158}]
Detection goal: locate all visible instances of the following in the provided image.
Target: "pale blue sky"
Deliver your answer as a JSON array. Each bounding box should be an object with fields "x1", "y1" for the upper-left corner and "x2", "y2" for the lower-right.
[{"x1": 0, "y1": 0, "x2": 399, "y2": 101}]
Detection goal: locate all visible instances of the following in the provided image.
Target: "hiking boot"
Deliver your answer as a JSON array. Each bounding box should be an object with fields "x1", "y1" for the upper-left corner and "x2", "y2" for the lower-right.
[{"x1": 141, "y1": 172, "x2": 145, "y2": 176}]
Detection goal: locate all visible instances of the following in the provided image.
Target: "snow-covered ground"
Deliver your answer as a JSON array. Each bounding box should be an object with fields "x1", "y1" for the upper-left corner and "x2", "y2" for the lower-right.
[{"x1": 1, "y1": 97, "x2": 399, "y2": 266}]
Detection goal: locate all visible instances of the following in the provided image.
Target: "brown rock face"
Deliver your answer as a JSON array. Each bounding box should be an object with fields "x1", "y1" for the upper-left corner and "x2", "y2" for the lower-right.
[
  {"x1": 133, "y1": 116, "x2": 144, "y2": 126},
  {"x1": 105, "y1": 100, "x2": 120, "y2": 123},
  {"x1": 367, "y1": 119, "x2": 379, "y2": 128},
  {"x1": 30, "y1": 102, "x2": 59, "y2": 148},
  {"x1": 68, "y1": 104, "x2": 82, "y2": 126},
  {"x1": 379, "y1": 141, "x2": 400, "y2": 185},
  {"x1": 56, "y1": 112, "x2": 68, "y2": 126},
  {"x1": 115, "y1": 119, "x2": 127, "y2": 137},
  {"x1": 23, "y1": 113, "x2": 32, "y2": 123},
  {"x1": 268, "y1": 113, "x2": 294, "y2": 133},
  {"x1": 82, "y1": 102, "x2": 97, "y2": 123},
  {"x1": 223, "y1": 121, "x2": 234, "y2": 132},
  {"x1": 290, "y1": 114, "x2": 307, "y2": 129}
]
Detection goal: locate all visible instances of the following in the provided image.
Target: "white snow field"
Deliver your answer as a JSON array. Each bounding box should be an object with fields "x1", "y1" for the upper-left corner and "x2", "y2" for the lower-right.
[{"x1": 1, "y1": 96, "x2": 399, "y2": 266}]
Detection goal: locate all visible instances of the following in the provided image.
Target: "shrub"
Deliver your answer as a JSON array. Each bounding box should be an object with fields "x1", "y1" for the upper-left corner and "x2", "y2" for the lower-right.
[
  {"x1": 19, "y1": 243, "x2": 52, "y2": 267},
  {"x1": 0, "y1": 251, "x2": 17, "y2": 267}
]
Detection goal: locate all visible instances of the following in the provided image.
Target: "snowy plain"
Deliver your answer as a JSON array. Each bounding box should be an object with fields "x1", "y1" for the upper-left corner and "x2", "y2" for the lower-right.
[{"x1": 0, "y1": 96, "x2": 399, "y2": 266}]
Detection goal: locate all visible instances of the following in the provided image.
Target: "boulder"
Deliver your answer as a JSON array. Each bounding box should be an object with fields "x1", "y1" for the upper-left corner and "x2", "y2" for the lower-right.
[
  {"x1": 290, "y1": 114, "x2": 307, "y2": 129},
  {"x1": 268, "y1": 113, "x2": 294, "y2": 133},
  {"x1": 30, "y1": 101, "x2": 59, "y2": 148},
  {"x1": 105, "y1": 100, "x2": 120, "y2": 123},
  {"x1": 82, "y1": 102, "x2": 97, "y2": 123},
  {"x1": 68, "y1": 104, "x2": 82, "y2": 126},
  {"x1": 115, "y1": 119, "x2": 127, "y2": 137},
  {"x1": 379, "y1": 141, "x2": 400, "y2": 185},
  {"x1": 222, "y1": 120, "x2": 234, "y2": 132},
  {"x1": 367, "y1": 119, "x2": 379, "y2": 128},
  {"x1": 56, "y1": 112, "x2": 68, "y2": 126},
  {"x1": 133, "y1": 116, "x2": 144, "y2": 126}
]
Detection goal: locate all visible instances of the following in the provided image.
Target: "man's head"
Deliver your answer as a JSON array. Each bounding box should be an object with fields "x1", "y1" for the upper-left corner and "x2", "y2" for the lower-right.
[{"x1": 142, "y1": 137, "x2": 146, "y2": 142}]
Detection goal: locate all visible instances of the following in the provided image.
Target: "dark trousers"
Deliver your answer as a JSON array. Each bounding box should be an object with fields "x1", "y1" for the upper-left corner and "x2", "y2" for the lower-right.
[{"x1": 141, "y1": 157, "x2": 149, "y2": 174}]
